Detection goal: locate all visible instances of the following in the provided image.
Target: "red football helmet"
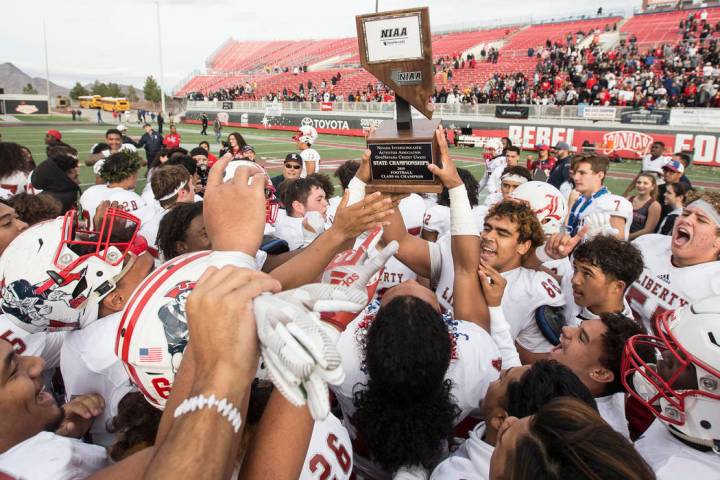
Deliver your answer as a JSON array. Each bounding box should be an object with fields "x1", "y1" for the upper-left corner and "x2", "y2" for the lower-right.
[
  {"x1": 622, "y1": 297, "x2": 720, "y2": 450},
  {"x1": 223, "y1": 160, "x2": 279, "y2": 225}
]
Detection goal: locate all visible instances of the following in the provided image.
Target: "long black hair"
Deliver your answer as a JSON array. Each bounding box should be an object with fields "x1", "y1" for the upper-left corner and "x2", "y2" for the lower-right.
[
  {"x1": 0, "y1": 142, "x2": 27, "y2": 178},
  {"x1": 352, "y1": 296, "x2": 459, "y2": 473}
]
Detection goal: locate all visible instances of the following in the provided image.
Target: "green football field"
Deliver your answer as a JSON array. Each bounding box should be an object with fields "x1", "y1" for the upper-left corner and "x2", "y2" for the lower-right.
[{"x1": 2, "y1": 120, "x2": 720, "y2": 196}]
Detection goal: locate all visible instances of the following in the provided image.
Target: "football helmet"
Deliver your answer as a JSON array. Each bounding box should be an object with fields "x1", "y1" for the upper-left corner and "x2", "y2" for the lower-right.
[
  {"x1": 484, "y1": 137, "x2": 504, "y2": 157},
  {"x1": 293, "y1": 125, "x2": 318, "y2": 145},
  {"x1": 622, "y1": 297, "x2": 720, "y2": 452},
  {"x1": 511, "y1": 181, "x2": 568, "y2": 235},
  {"x1": 0, "y1": 208, "x2": 140, "y2": 333},
  {"x1": 223, "y1": 160, "x2": 279, "y2": 225}
]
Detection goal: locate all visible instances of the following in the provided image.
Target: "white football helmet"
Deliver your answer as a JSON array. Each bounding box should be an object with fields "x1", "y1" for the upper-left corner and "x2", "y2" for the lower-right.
[
  {"x1": 622, "y1": 296, "x2": 720, "y2": 452},
  {"x1": 117, "y1": 250, "x2": 212, "y2": 409},
  {"x1": 0, "y1": 208, "x2": 141, "y2": 333},
  {"x1": 223, "y1": 160, "x2": 279, "y2": 225},
  {"x1": 293, "y1": 125, "x2": 318, "y2": 145},
  {"x1": 510, "y1": 181, "x2": 568, "y2": 235},
  {"x1": 484, "y1": 137, "x2": 504, "y2": 157}
]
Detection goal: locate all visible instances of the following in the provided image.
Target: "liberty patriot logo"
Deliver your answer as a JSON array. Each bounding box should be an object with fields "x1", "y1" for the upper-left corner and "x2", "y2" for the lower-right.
[{"x1": 158, "y1": 280, "x2": 195, "y2": 371}]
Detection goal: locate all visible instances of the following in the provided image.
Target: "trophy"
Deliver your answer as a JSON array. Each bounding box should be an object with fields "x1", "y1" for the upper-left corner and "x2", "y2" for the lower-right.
[{"x1": 356, "y1": 7, "x2": 442, "y2": 193}]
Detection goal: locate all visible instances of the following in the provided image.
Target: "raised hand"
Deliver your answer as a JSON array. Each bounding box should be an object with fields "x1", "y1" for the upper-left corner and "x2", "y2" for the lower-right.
[
  {"x1": 331, "y1": 191, "x2": 394, "y2": 240},
  {"x1": 544, "y1": 224, "x2": 589, "y2": 259},
  {"x1": 427, "y1": 125, "x2": 462, "y2": 189},
  {"x1": 477, "y1": 259, "x2": 508, "y2": 307}
]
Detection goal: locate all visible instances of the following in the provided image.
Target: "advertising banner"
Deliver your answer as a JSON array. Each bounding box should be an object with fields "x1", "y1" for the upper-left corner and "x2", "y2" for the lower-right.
[
  {"x1": 494, "y1": 105, "x2": 529, "y2": 119},
  {"x1": 620, "y1": 108, "x2": 670, "y2": 125},
  {"x1": 669, "y1": 108, "x2": 720, "y2": 128}
]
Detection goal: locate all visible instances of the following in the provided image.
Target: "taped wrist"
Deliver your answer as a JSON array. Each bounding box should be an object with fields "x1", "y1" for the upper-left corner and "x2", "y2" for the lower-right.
[
  {"x1": 347, "y1": 177, "x2": 366, "y2": 206},
  {"x1": 449, "y1": 185, "x2": 479, "y2": 236}
]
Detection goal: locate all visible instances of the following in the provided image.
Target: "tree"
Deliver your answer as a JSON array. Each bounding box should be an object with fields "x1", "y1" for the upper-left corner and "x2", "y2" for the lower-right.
[
  {"x1": 144, "y1": 76, "x2": 162, "y2": 104},
  {"x1": 127, "y1": 85, "x2": 140, "y2": 102},
  {"x1": 107, "y1": 82, "x2": 122, "y2": 98},
  {"x1": 22, "y1": 83, "x2": 38, "y2": 94},
  {"x1": 91, "y1": 80, "x2": 109, "y2": 97},
  {"x1": 69, "y1": 82, "x2": 89, "y2": 100}
]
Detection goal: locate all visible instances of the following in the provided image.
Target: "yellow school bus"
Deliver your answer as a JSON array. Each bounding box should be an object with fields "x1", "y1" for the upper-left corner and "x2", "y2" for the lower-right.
[
  {"x1": 100, "y1": 97, "x2": 131, "y2": 112},
  {"x1": 79, "y1": 95, "x2": 102, "y2": 109}
]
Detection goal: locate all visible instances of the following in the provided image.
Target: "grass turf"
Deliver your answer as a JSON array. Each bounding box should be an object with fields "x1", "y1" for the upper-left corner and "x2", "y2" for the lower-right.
[{"x1": 1, "y1": 122, "x2": 719, "y2": 196}]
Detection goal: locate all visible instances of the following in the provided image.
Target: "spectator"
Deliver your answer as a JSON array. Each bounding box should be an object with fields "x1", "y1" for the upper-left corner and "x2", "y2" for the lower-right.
[
  {"x1": 137, "y1": 123, "x2": 163, "y2": 166},
  {"x1": 271, "y1": 153, "x2": 303, "y2": 191},
  {"x1": 657, "y1": 181, "x2": 691, "y2": 235},
  {"x1": 163, "y1": 124, "x2": 182, "y2": 149},
  {"x1": 628, "y1": 173, "x2": 662, "y2": 241},
  {"x1": 29, "y1": 155, "x2": 81, "y2": 213}
]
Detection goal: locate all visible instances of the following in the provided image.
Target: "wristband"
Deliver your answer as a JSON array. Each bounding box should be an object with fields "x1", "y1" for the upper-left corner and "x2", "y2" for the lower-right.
[
  {"x1": 449, "y1": 185, "x2": 479, "y2": 236},
  {"x1": 347, "y1": 177, "x2": 367, "y2": 206},
  {"x1": 535, "y1": 244, "x2": 552, "y2": 264},
  {"x1": 174, "y1": 394, "x2": 242, "y2": 433}
]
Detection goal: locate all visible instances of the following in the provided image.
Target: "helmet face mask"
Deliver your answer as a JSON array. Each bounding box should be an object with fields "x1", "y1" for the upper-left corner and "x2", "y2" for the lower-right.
[
  {"x1": 0, "y1": 208, "x2": 140, "y2": 333},
  {"x1": 622, "y1": 301, "x2": 720, "y2": 450}
]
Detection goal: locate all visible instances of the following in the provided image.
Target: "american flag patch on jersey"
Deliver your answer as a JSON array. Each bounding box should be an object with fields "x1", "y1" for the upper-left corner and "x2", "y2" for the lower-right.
[{"x1": 139, "y1": 347, "x2": 163, "y2": 362}]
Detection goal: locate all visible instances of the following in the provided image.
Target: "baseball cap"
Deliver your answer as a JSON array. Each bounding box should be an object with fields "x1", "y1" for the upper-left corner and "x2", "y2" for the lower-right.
[
  {"x1": 242, "y1": 145, "x2": 255, "y2": 153},
  {"x1": 190, "y1": 147, "x2": 208, "y2": 157},
  {"x1": 536, "y1": 144, "x2": 550, "y2": 151},
  {"x1": 553, "y1": 141, "x2": 571, "y2": 151},
  {"x1": 663, "y1": 160, "x2": 685, "y2": 173},
  {"x1": 285, "y1": 153, "x2": 303, "y2": 164},
  {"x1": 46, "y1": 129, "x2": 62, "y2": 141}
]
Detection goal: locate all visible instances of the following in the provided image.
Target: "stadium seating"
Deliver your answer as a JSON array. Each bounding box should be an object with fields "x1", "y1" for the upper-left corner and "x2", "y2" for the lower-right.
[{"x1": 620, "y1": 7, "x2": 720, "y2": 47}]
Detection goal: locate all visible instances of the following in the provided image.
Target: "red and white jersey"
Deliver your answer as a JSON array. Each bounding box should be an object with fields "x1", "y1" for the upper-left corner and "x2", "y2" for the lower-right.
[
  {"x1": 422, "y1": 205, "x2": 487, "y2": 238},
  {"x1": 0, "y1": 171, "x2": 29, "y2": 195},
  {"x1": 105, "y1": 188, "x2": 145, "y2": 216},
  {"x1": 641, "y1": 154, "x2": 671, "y2": 175},
  {"x1": 0, "y1": 314, "x2": 66, "y2": 369},
  {"x1": 628, "y1": 234, "x2": 720, "y2": 334},
  {"x1": 79, "y1": 184, "x2": 110, "y2": 226},
  {"x1": 576, "y1": 192, "x2": 633, "y2": 240},
  {"x1": 60, "y1": 312, "x2": 133, "y2": 447},
  {"x1": 300, "y1": 148, "x2": 321, "y2": 178},
  {"x1": 398, "y1": 193, "x2": 426, "y2": 236},
  {"x1": 300, "y1": 414, "x2": 353, "y2": 480},
  {"x1": 430, "y1": 235, "x2": 564, "y2": 353},
  {"x1": 430, "y1": 423, "x2": 492, "y2": 480},
  {"x1": 0, "y1": 432, "x2": 107, "y2": 480},
  {"x1": 333, "y1": 304, "x2": 501, "y2": 432},
  {"x1": 375, "y1": 256, "x2": 417, "y2": 300},
  {"x1": 635, "y1": 419, "x2": 720, "y2": 479}
]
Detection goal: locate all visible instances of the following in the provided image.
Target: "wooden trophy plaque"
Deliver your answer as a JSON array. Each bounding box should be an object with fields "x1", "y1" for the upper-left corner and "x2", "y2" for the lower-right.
[{"x1": 356, "y1": 7, "x2": 442, "y2": 193}]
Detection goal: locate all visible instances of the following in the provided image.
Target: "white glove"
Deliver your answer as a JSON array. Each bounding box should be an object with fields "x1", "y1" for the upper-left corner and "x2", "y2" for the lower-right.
[
  {"x1": 581, "y1": 212, "x2": 619, "y2": 238},
  {"x1": 253, "y1": 283, "x2": 368, "y2": 420},
  {"x1": 302, "y1": 211, "x2": 326, "y2": 247},
  {"x1": 320, "y1": 227, "x2": 399, "y2": 331}
]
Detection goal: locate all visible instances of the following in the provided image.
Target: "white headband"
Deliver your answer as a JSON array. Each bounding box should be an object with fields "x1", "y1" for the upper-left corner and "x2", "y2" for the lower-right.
[
  {"x1": 501, "y1": 173, "x2": 529, "y2": 185},
  {"x1": 687, "y1": 199, "x2": 720, "y2": 226},
  {"x1": 157, "y1": 181, "x2": 188, "y2": 201}
]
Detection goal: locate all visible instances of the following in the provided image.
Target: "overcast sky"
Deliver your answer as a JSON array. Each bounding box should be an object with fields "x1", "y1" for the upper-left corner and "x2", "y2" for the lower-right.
[{"x1": 1, "y1": 0, "x2": 640, "y2": 92}]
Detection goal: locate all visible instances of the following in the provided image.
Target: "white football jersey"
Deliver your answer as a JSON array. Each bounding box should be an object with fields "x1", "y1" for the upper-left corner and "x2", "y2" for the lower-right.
[
  {"x1": 0, "y1": 171, "x2": 29, "y2": 195},
  {"x1": 430, "y1": 235, "x2": 564, "y2": 353},
  {"x1": 137, "y1": 203, "x2": 168, "y2": 256},
  {"x1": 324, "y1": 195, "x2": 342, "y2": 227},
  {"x1": 596, "y1": 392, "x2": 629, "y2": 439},
  {"x1": 273, "y1": 212, "x2": 304, "y2": 251},
  {"x1": 333, "y1": 302, "x2": 501, "y2": 431},
  {"x1": 79, "y1": 184, "x2": 110, "y2": 227},
  {"x1": 574, "y1": 191, "x2": 633, "y2": 239},
  {"x1": 300, "y1": 414, "x2": 353, "y2": 480},
  {"x1": 641, "y1": 154, "x2": 671, "y2": 175},
  {"x1": 635, "y1": 419, "x2": 720, "y2": 479},
  {"x1": 628, "y1": 234, "x2": 720, "y2": 334},
  {"x1": 60, "y1": 312, "x2": 134, "y2": 447},
  {"x1": 430, "y1": 423, "x2": 491, "y2": 480},
  {"x1": 105, "y1": 188, "x2": 145, "y2": 216},
  {"x1": 0, "y1": 432, "x2": 107, "y2": 480},
  {"x1": 300, "y1": 148, "x2": 321, "y2": 178},
  {"x1": 0, "y1": 314, "x2": 66, "y2": 369}
]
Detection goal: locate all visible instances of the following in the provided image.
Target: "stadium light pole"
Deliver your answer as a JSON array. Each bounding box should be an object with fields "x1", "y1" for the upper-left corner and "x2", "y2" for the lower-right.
[
  {"x1": 42, "y1": 20, "x2": 51, "y2": 108},
  {"x1": 156, "y1": 0, "x2": 167, "y2": 115},
  {"x1": 375, "y1": 0, "x2": 379, "y2": 13}
]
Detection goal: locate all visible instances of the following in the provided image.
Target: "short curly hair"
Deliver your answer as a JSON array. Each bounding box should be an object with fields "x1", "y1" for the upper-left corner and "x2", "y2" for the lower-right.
[
  {"x1": 573, "y1": 235, "x2": 644, "y2": 289},
  {"x1": 486, "y1": 200, "x2": 545, "y2": 248},
  {"x1": 157, "y1": 202, "x2": 204, "y2": 260},
  {"x1": 599, "y1": 312, "x2": 646, "y2": 395},
  {"x1": 100, "y1": 151, "x2": 142, "y2": 184},
  {"x1": 5, "y1": 193, "x2": 62, "y2": 226}
]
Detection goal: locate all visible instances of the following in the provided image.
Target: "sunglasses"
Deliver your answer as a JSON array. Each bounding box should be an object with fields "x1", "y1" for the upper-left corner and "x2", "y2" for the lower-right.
[{"x1": 285, "y1": 164, "x2": 302, "y2": 170}]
